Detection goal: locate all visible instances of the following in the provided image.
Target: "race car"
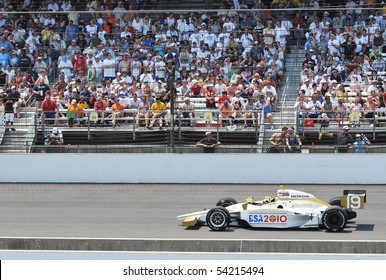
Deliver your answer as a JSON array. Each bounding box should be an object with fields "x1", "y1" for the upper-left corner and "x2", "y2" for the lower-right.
[{"x1": 177, "y1": 186, "x2": 366, "y2": 232}]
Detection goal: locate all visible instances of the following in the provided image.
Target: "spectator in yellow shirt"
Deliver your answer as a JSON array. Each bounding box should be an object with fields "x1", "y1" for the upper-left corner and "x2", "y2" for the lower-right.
[
  {"x1": 77, "y1": 95, "x2": 89, "y2": 109},
  {"x1": 148, "y1": 97, "x2": 167, "y2": 129},
  {"x1": 67, "y1": 99, "x2": 84, "y2": 127}
]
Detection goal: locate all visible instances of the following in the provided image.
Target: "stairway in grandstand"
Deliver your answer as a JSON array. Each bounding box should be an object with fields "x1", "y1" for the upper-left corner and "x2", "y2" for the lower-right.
[
  {"x1": 262, "y1": 44, "x2": 305, "y2": 149},
  {"x1": 0, "y1": 106, "x2": 37, "y2": 153}
]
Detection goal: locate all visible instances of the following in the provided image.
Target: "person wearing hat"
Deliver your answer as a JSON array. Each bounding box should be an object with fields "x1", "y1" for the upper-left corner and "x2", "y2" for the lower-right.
[
  {"x1": 7, "y1": 85, "x2": 22, "y2": 118},
  {"x1": 111, "y1": 97, "x2": 125, "y2": 127},
  {"x1": 337, "y1": 125, "x2": 353, "y2": 153},
  {"x1": 353, "y1": 133, "x2": 366, "y2": 153},
  {"x1": 46, "y1": 127, "x2": 64, "y2": 148},
  {"x1": 179, "y1": 97, "x2": 195, "y2": 127},
  {"x1": 196, "y1": 131, "x2": 221, "y2": 153},
  {"x1": 67, "y1": 99, "x2": 84, "y2": 127},
  {"x1": 33, "y1": 56, "x2": 47, "y2": 77},
  {"x1": 93, "y1": 94, "x2": 107, "y2": 124}
]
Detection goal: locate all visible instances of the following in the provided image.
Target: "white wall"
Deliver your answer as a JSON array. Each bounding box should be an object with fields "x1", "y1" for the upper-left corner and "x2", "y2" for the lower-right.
[{"x1": 1, "y1": 154, "x2": 385, "y2": 184}]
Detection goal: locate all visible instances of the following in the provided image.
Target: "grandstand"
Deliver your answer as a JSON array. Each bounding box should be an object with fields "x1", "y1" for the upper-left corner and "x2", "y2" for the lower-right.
[{"x1": 1, "y1": 1, "x2": 386, "y2": 153}]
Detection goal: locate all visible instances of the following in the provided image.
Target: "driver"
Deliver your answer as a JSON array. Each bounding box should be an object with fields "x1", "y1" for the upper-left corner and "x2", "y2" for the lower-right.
[{"x1": 263, "y1": 196, "x2": 275, "y2": 204}]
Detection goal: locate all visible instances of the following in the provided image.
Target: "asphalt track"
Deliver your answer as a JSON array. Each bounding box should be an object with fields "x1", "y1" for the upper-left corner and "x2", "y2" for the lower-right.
[{"x1": 0, "y1": 183, "x2": 382, "y2": 240}]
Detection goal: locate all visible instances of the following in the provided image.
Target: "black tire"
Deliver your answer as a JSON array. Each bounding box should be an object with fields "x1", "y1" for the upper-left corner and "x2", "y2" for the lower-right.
[
  {"x1": 216, "y1": 197, "x2": 238, "y2": 207},
  {"x1": 322, "y1": 206, "x2": 348, "y2": 232},
  {"x1": 328, "y1": 197, "x2": 342, "y2": 206},
  {"x1": 328, "y1": 197, "x2": 358, "y2": 220},
  {"x1": 206, "y1": 206, "x2": 231, "y2": 231}
]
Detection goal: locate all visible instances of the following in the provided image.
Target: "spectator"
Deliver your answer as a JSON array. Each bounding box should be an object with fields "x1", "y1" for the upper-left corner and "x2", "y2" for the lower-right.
[
  {"x1": 3, "y1": 95, "x2": 16, "y2": 131},
  {"x1": 243, "y1": 97, "x2": 256, "y2": 127},
  {"x1": 32, "y1": 77, "x2": 50, "y2": 108},
  {"x1": 285, "y1": 127, "x2": 302, "y2": 153},
  {"x1": 67, "y1": 99, "x2": 84, "y2": 127},
  {"x1": 263, "y1": 21, "x2": 275, "y2": 47},
  {"x1": 136, "y1": 96, "x2": 151, "y2": 128},
  {"x1": 219, "y1": 100, "x2": 233, "y2": 126},
  {"x1": 196, "y1": 131, "x2": 221, "y2": 153},
  {"x1": 337, "y1": 125, "x2": 353, "y2": 153},
  {"x1": 8, "y1": 85, "x2": 21, "y2": 118},
  {"x1": 93, "y1": 96, "x2": 107, "y2": 123},
  {"x1": 306, "y1": 95, "x2": 322, "y2": 119},
  {"x1": 256, "y1": 94, "x2": 274, "y2": 129},
  {"x1": 58, "y1": 55, "x2": 73, "y2": 83},
  {"x1": 179, "y1": 97, "x2": 195, "y2": 127},
  {"x1": 103, "y1": 53, "x2": 116, "y2": 82},
  {"x1": 148, "y1": 97, "x2": 167, "y2": 129},
  {"x1": 111, "y1": 98, "x2": 125, "y2": 127},
  {"x1": 262, "y1": 81, "x2": 278, "y2": 106},
  {"x1": 73, "y1": 52, "x2": 86, "y2": 76},
  {"x1": 33, "y1": 56, "x2": 47, "y2": 77},
  {"x1": 353, "y1": 133, "x2": 366, "y2": 153},
  {"x1": 364, "y1": 92, "x2": 380, "y2": 128},
  {"x1": 0, "y1": 63, "x2": 9, "y2": 90},
  {"x1": 40, "y1": 93, "x2": 59, "y2": 124},
  {"x1": 269, "y1": 126, "x2": 288, "y2": 153},
  {"x1": 46, "y1": 127, "x2": 64, "y2": 149}
]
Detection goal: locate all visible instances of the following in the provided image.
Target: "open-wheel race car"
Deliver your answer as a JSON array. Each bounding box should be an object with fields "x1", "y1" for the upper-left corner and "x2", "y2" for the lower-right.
[{"x1": 177, "y1": 186, "x2": 366, "y2": 232}]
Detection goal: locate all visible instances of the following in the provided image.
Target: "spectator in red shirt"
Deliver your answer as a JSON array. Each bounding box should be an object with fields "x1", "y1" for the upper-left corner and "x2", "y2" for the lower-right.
[
  {"x1": 94, "y1": 96, "x2": 107, "y2": 121},
  {"x1": 217, "y1": 91, "x2": 231, "y2": 106},
  {"x1": 72, "y1": 52, "x2": 87, "y2": 76},
  {"x1": 40, "y1": 93, "x2": 59, "y2": 124}
]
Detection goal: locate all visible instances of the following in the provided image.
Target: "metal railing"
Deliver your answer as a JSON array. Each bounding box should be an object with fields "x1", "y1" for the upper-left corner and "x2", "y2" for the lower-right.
[
  {"x1": 296, "y1": 109, "x2": 385, "y2": 140},
  {"x1": 16, "y1": 143, "x2": 386, "y2": 154}
]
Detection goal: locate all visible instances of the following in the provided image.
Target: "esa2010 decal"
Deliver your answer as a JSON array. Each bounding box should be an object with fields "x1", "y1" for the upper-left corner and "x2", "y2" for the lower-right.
[{"x1": 248, "y1": 214, "x2": 288, "y2": 223}]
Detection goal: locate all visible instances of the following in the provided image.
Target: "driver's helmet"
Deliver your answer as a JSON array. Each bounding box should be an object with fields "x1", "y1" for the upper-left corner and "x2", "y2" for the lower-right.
[{"x1": 263, "y1": 196, "x2": 275, "y2": 203}]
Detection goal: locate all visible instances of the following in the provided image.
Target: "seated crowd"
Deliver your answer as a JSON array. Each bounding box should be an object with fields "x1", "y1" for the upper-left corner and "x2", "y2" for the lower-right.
[
  {"x1": 0, "y1": 0, "x2": 291, "y2": 130},
  {"x1": 295, "y1": 5, "x2": 386, "y2": 129}
]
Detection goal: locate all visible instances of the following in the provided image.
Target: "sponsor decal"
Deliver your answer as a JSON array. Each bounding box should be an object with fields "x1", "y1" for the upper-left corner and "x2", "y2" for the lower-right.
[
  {"x1": 248, "y1": 214, "x2": 288, "y2": 223},
  {"x1": 290, "y1": 194, "x2": 310, "y2": 198},
  {"x1": 278, "y1": 191, "x2": 289, "y2": 196},
  {"x1": 290, "y1": 203, "x2": 313, "y2": 208}
]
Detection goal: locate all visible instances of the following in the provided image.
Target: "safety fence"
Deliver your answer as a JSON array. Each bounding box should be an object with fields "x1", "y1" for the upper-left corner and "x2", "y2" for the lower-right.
[{"x1": 1, "y1": 143, "x2": 381, "y2": 154}]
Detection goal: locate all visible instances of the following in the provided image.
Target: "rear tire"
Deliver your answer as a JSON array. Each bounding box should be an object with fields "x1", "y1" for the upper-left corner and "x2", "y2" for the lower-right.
[
  {"x1": 216, "y1": 197, "x2": 237, "y2": 207},
  {"x1": 329, "y1": 197, "x2": 357, "y2": 220},
  {"x1": 322, "y1": 206, "x2": 348, "y2": 232},
  {"x1": 206, "y1": 207, "x2": 231, "y2": 231}
]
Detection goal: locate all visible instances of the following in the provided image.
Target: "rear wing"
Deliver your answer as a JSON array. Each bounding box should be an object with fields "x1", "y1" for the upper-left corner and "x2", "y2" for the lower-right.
[{"x1": 341, "y1": 190, "x2": 367, "y2": 209}]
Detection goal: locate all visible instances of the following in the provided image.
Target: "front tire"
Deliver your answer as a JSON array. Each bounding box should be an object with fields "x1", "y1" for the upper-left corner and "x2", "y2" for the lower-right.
[
  {"x1": 206, "y1": 206, "x2": 231, "y2": 231},
  {"x1": 216, "y1": 197, "x2": 237, "y2": 207},
  {"x1": 322, "y1": 206, "x2": 348, "y2": 232}
]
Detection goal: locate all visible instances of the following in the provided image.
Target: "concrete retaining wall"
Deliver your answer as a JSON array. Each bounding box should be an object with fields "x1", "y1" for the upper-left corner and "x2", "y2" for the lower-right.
[
  {"x1": 0, "y1": 238, "x2": 385, "y2": 254},
  {"x1": 0, "y1": 153, "x2": 385, "y2": 184}
]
